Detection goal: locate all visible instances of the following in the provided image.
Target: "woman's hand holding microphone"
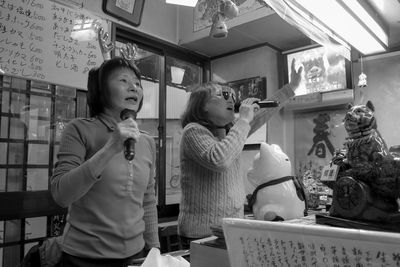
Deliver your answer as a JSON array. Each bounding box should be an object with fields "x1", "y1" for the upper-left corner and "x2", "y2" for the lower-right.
[
  {"x1": 238, "y1": 97, "x2": 260, "y2": 124},
  {"x1": 106, "y1": 117, "x2": 141, "y2": 156}
]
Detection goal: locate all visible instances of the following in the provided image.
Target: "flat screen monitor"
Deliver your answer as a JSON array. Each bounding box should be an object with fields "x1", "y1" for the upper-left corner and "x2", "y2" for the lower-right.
[{"x1": 285, "y1": 45, "x2": 351, "y2": 96}]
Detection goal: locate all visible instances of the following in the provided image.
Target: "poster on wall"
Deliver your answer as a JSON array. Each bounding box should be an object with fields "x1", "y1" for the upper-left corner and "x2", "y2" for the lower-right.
[
  {"x1": 0, "y1": 0, "x2": 108, "y2": 89},
  {"x1": 294, "y1": 109, "x2": 347, "y2": 180},
  {"x1": 193, "y1": 0, "x2": 266, "y2": 32}
]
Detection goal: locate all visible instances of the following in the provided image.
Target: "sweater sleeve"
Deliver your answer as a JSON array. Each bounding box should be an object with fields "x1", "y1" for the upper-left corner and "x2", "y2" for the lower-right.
[
  {"x1": 50, "y1": 120, "x2": 99, "y2": 207},
  {"x1": 249, "y1": 84, "x2": 295, "y2": 136},
  {"x1": 142, "y1": 136, "x2": 160, "y2": 249},
  {"x1": 182, "y1": 119, "x2": 250, "y2": 172}
]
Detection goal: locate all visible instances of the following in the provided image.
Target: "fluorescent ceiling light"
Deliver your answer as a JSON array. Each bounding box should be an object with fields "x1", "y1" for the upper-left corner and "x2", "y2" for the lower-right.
[
  {"x1": 166, "y1": 0, "x2": 198, "y2": 7},
  {"x1": 294, "y1": 0, "x2": 387, "y2": 55},
  {"x1": 340, "y1": 0, "x2": 388, "y2": 45},
  {"x1": 286, "y1": 0, "x2": 350, "y2": 51}
]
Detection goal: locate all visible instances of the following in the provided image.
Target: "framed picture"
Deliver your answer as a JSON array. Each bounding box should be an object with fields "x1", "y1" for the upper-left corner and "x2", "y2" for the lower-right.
[
  {"x1": 103, "y1": 0, "x2": 145, "y2": 26},
  {"x1": 227, "y1": 76, "x2": 267, "y2": 113},
  {"x1": 228, "y1": 76, "x2": 267, "y2": 146}
]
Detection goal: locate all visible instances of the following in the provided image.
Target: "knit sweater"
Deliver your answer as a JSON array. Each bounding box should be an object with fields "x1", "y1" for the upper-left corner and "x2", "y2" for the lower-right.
[
  {"x1": 51, "y1": 114, "x2": 159, "y2": 259},
  {"x1": 178, "y1": 119, "x2": 251, "y2": 238}
]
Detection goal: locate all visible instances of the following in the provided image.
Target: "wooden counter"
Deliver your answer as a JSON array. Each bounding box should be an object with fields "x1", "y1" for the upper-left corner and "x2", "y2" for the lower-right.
[{"x1": 190, "y1": 236, "x2": 230, "y2": 267}]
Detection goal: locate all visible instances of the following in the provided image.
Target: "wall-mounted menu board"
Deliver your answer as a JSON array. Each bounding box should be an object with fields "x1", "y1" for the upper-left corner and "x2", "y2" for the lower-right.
[{"x1": 0, "y1": 0, "x2": 108, "y2": 89}]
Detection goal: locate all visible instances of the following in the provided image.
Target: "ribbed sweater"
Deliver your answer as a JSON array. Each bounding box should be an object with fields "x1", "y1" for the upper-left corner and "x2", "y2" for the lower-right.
[
  {"x1": 178, "y1": 119, "x2": 251, "y2": 238},
  {"x1": 51, "y1": 114, "x2": 159, "y2": 259}
]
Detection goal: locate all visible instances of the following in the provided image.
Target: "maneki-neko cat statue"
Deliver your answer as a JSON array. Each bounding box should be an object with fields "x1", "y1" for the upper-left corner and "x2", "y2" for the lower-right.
[
  {"x1": 247, "y1": 143, "x2": 307, "y2": 221},
  {"x1": 329, "y1": 101, "x2": 400, "y2": 223}
]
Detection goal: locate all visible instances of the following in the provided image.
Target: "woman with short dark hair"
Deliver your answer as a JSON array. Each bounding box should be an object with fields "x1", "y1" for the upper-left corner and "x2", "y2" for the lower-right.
[
  {"x1": 87, "y1": 57, "x2": 143, "y2": 117},
  {"x1": 51, "y1": 55, "x2": 159, "y2": 267}
]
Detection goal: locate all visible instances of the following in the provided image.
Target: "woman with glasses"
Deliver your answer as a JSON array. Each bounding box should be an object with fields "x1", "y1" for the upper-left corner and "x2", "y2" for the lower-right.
[
  {"x1": 177, "y1": 81, "x2": 259, "y2": 248},
  {"x1": 177, "y1": 59, "x2": 303, "y2": 248}
]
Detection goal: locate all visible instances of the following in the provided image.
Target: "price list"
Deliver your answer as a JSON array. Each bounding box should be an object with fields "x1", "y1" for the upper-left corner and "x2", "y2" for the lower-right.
[{"x1": 0, "y1": 0, "x2": 106, "y2": 89}]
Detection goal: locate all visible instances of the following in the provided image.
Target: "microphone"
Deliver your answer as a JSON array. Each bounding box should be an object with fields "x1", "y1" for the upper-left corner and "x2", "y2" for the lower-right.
[
  {"x1": 120, "y1": 109, "x2": 137, "y2": 161},
  {"x1": 234, "y1": 100, "x2": 280, "y2": 112}
]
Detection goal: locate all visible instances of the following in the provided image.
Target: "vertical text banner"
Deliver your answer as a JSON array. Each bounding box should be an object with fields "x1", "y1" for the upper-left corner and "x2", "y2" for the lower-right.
[{"x1": 0, "y1": 0, "x2": 107, "y2": 89}]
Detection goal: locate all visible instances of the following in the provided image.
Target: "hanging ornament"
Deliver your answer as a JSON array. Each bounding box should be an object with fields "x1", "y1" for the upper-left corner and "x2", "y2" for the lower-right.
[
  {"x1": 357, "y1": 56, "x2": 367, "y2": 88},
  {"x1": 222, "y1": 0, "x2": 239, "y2": 19},
  {"x1": 210, "y1": 12, "x2": 228, "y2": 38}
]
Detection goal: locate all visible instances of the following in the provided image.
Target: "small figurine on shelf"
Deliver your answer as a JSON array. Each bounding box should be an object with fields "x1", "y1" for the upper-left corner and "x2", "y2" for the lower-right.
[
  {"x1": 301, "y1": 170, "x2": 319, "y2": 209},
  {"x1": 303, "y1": 168, "x2": 334, "y2": 211},
  {"x1": 247, "y1": 142, "x2": 307, "y2": 221},
  {"x1": 327, "y1": 101, "x2": 400, "y2": 224}
]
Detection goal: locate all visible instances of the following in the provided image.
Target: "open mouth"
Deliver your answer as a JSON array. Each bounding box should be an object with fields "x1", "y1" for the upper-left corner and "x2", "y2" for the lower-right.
[{"x1": 126, "y1": 96, "x2": 138, "y2": 103}]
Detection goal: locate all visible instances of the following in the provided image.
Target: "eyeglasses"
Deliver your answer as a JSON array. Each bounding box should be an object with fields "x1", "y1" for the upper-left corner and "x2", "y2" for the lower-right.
[{"x1": 215, "y1": 90, "x2": 236, "y2": 103}]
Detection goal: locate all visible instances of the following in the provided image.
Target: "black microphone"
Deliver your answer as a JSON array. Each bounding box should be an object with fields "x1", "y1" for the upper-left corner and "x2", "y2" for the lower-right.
[
  {"x1": 234, "y1": 100, "x2": 280, "y2": 112},
  {"x1": 120, "y1": 109, "x2": 137, "y2": 161}
]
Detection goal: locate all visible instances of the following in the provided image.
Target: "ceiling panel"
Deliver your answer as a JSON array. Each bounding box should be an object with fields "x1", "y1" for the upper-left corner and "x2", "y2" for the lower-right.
[
  {"x1": 180, "y1": 13, "x2": 311, "y2": 58},
  {"x1": 179, "y1": 1, "x2": 400, "y2": 58}
]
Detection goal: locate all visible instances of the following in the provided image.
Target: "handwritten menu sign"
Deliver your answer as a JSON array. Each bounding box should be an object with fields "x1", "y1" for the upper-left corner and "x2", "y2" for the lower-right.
[
  {"x1": 223, "y1": 218, "x2": 400, "y2": 267},
  {"x1": 0, "y1": 0, "x2": 107, "y2": 89}
]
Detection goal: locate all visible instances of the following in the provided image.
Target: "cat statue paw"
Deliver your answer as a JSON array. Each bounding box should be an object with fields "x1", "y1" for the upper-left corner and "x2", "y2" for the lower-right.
[{"x1": 247, "y1": 142, "x2": 307, "y2": 221}]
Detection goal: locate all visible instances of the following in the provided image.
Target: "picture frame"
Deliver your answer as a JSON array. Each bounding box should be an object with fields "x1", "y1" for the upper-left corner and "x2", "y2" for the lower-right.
[
  {"x1": 228, "y1": 76, "x2": 267, "y2": 146},
  {"x1": 227, "y1": 76, "x2": 267, "y2": 113},
  {"x1": 103, "y1": 0, "x2": 145, "y2": 27}
]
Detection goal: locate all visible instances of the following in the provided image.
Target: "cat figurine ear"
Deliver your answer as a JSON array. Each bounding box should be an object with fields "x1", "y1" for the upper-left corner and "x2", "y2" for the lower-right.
[
  {"x1": 366, "y1": 100, "x2": 375, "y2": 112},
  {"x1": 347, "y1": 103, "x2": 353, "y2": 110}
]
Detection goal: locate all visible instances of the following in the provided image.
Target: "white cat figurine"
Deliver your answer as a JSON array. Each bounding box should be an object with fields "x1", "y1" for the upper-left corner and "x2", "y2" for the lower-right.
[{"x1": 247, "y1": 142, "x2": 307, "y2": 221}]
